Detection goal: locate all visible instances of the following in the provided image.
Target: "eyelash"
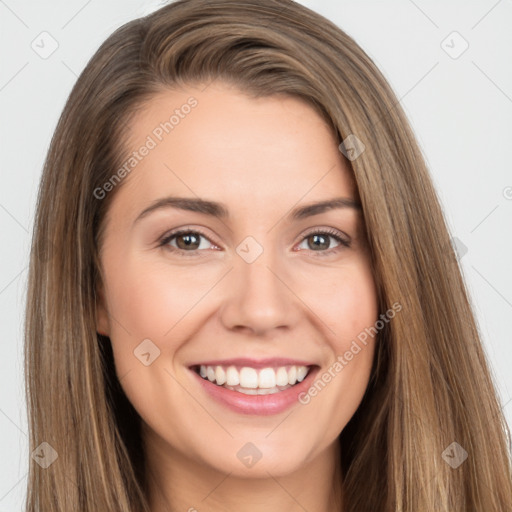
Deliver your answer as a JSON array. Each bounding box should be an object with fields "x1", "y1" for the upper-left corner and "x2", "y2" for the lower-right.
[{"x1": 157, "y1": 227, "x2": 351, "y2": 258}]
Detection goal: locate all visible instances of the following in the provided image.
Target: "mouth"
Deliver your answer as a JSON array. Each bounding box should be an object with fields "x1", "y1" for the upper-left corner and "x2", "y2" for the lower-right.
[{"x1": 190, "y1": 363, "x2": 313, "y2": 396}]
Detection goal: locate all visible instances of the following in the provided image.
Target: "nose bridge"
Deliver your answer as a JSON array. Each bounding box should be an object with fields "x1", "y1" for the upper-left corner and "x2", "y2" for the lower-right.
[{"x1": 219, "y1": 236, "x2": 298, "y2": 335}]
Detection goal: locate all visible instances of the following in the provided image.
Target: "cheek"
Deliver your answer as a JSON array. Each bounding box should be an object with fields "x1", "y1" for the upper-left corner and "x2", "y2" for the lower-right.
[
  {"x1": 103, "y1": 252, "x2": 231, "y2": 397},
  {"x1": 329, "y1": 260, "x2": 378, "y2": 387},
  {"x1": 338, "y1": 270, "x2": 378, "y2": 345},
  {"x1": 102, "y1": 255, "x2": 208, "y2": 427},
  {"x1": 305, "y1": 256, "x2": 379, "y2": 345},
  {"x1": 296, "y1": 258, "x2": 378, "y2": 429},
  {"x1": 104, "y1": 253, "x2": 219, "y2": 340}
]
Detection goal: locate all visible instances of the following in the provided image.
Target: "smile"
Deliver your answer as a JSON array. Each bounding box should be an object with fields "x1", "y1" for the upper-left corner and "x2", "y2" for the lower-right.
[
  {"x1": 189, "y1": 360, "x2": 319, "y2": 415},
  {"x1": 193, "y1": 364, "x2": 311, "y2": 395}
]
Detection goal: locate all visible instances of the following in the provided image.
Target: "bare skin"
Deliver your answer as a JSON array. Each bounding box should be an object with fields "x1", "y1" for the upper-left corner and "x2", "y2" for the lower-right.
[{"x1": 96, "y1": 81, "x2": 378, "y2": 512}]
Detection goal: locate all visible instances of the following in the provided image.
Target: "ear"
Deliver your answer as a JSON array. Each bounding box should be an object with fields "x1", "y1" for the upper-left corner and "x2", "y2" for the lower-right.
[{"x1": 95, "y1": 281, "x2": 111, "y2": 336}]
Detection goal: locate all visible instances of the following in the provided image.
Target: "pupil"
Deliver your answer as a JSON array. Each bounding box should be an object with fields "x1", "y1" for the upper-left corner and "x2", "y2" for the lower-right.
[
  {"x1": 310, "y1": 234, "x2": 328, "y2": 251},
  {"x1": 177, "y1": 233, "x2": 199, "y2": 250}
]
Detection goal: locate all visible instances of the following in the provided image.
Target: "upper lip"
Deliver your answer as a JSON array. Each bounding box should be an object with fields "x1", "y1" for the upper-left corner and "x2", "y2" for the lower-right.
[{"x1": 188, "y1": 357, "x2": 316, "y2": 369}]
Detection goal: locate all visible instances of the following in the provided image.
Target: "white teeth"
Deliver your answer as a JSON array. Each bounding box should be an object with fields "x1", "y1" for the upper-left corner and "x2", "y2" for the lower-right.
[
  {"x1": 238, "y1": 387, "x2": 258, "y2": 395},
  {"x1": 258, "y1": 368, "x2": 276, "y2": 388},
  {"x1": 287, "y1": 366, "x2": 297, "y2": 385},
  {"x1": 196, "y1": 364, "x2": 311, "y2": 390},
  {"x1": 223, "y1": 386, "x2": 282, "y2": 395},
  {"x1": 276, "y1": 367, "x2": 289, "y2": 386},
  {"x1": 215, "y1": 366, "x2": 226, "y2": 385},
  {"x1": 226, "y1": 366, "x2": 240, "y2": 386},
  {"x1": 296, "y1": 366, "x2": 308, "y2": 382},
  {"x1": 239, "y1": 367, "x2": 258, "y2": 388}
]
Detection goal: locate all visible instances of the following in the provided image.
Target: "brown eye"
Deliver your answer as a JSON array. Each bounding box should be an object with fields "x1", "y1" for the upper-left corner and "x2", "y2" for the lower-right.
[
  {"x1": 306, "y1": 233, "x2": 331, "y2": 251},
  {"x1": 296, "y1": 229, "x2": 350, "y2": 255},
  {"x1": 175, "y1": 232, "x2": 201, "y2": 250},
  {"x1": 159, "y1": 229, "x2": 215, "y2": 256}
]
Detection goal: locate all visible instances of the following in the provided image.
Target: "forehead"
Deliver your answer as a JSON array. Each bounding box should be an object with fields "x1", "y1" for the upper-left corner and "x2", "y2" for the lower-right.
[{"x1": 108, "y1": 83, "x2": 357, "y2": 224}]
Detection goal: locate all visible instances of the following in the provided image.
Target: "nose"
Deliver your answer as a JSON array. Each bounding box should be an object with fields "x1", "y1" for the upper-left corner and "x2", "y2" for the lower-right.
[{"x1": 219, "y1": 249, "x2": 301, "y2": 337}]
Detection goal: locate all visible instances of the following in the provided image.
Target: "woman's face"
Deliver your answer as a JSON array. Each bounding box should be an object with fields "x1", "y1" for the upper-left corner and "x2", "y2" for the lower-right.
[{"x1": 96, "y1": 82, "x2": 378, "y2": 478}]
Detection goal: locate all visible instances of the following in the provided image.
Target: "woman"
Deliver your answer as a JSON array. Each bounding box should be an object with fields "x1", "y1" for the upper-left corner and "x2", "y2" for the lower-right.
[{"x1": 24, "y1": 0, "x2": 512, "y2": 510}]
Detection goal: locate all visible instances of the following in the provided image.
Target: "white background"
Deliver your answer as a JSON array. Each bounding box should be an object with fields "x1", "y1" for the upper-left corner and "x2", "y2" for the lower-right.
[{"x1": 1, "y1": 0, "x2": 511, "y2": 510}]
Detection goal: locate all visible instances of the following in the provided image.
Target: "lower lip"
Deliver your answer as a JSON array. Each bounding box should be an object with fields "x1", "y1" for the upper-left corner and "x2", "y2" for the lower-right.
[{"x1": 190, "y1": 366, "x2": 319, "y2": 416}]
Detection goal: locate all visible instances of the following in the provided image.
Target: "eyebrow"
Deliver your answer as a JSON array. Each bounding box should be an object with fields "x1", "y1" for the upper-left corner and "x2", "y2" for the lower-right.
[{"x1": 133, "y1": 195, "x2": 362, "y2": 225}]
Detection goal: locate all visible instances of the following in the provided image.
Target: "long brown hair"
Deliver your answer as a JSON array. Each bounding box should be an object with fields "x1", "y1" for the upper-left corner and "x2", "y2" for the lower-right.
[{"x1": 24, "y1": 0, "x2": 512, "y2": 510}]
